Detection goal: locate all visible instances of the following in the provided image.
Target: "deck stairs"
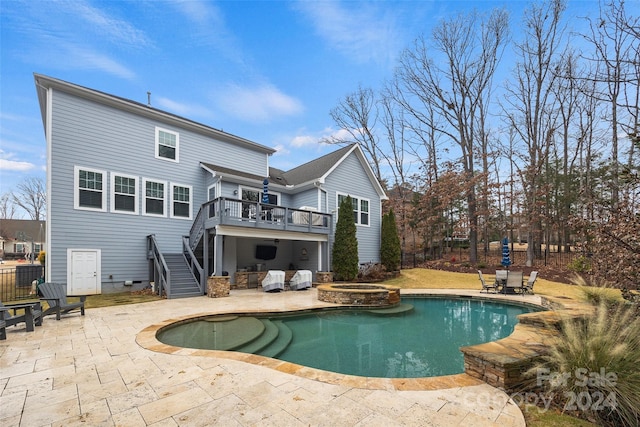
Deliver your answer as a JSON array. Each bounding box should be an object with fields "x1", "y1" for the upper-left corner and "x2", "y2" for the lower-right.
[{"x1": 164, "y1": 253, "x2": 202, "y2": 298}]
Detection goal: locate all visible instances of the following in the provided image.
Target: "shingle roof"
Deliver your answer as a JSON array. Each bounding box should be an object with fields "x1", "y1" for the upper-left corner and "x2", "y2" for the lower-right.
[
  {"x1": 0, "y1": 220, "x2": 46, "y2": 241},
  {"x1": 279, "y1": 144, "x2": 354, "y2": 185},
  {"x1": 201, "y1": 144, "x2": 357, "y2": 188}
]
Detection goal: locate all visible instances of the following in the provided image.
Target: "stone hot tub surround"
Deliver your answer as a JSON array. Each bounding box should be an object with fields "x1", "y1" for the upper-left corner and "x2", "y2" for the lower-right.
[{"x1": 316, "y1": 283, "x2": 401, "y2": 306}]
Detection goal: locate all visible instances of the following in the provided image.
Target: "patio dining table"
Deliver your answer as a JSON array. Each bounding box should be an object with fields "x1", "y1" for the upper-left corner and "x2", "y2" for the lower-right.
[{"x1": 495, "y1": 270, "x2": 508, "y2": 292}]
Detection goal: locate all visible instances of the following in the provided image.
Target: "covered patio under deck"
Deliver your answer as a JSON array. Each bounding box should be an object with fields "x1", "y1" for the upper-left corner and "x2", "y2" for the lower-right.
[{"x1": 191, "y1": 198, "x2": 333, "y2": 287}]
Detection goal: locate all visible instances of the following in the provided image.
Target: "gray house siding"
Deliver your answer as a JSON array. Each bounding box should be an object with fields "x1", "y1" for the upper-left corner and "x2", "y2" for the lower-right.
[
  {"x1": 291, "y1": 189, "x2": 320, "y2": 210},
  {"x1": 47, "y1": 89, "x2": 270, "y2": 287},
  {"x1": 324, "y1": 152, "x2": 381, "y2": 264},
  {"x1": 39, "y1": 75, "x2": 386, "y2": 295}
]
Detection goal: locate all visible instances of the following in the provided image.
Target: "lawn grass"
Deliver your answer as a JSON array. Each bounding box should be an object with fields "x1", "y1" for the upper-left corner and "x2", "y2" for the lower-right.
[
  {"x1": 83, "y1": 292, "x2": 162, "y2": 308},
  {"x1": 385, "y1": 268, "x2": 623, "y2": 302}
]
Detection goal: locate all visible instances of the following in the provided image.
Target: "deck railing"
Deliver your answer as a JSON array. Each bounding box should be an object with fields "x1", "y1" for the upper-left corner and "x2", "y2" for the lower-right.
[
  {"x1": 182, "y1": 236, "x2": 204, "y2": 292},
  {"x1": 193, "y1": 197, "x2": 331, "y2": 237},
  {"x1": 147, "y1": 234, "x2": 170, "y2": 298}
]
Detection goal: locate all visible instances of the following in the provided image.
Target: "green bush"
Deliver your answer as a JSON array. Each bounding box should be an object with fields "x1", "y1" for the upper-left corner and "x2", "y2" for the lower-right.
[
  {"x1": 568, "y1": 255, "x2": 592, "y2": 273},
  {"x1": 530, "y1": 302, "x2": 640, "y2": 426},
  {"x1": 380, "y1": 208, "x2": 401, "y2": 272},
  {"x1": 332, "y1": 196, "x2": 359, "y2": 281}
]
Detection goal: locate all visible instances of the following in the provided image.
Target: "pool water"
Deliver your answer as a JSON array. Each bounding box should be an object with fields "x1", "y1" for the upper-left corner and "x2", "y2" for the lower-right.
[{"x1": 157, "y1": 297, "x2": 537, "y2": 378}]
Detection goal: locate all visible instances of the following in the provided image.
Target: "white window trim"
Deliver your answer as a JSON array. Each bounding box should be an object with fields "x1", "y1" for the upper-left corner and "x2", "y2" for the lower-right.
[
  {"x1": 208, "y1": 182, "x2": 220, "y2": 201},
  {"x1": 74, "y1": 166, "x2": 107, "y2": 212},
  {"x1": 110, "y1": 172, "x2": 139, "y2": 215},
  {"x1": 142, "y1": 177, "x2": 167, "y2": 217},
  {"x1": 170, "y1": 182, "x2": 193, "y2": 220},
  {"x1": 155, "y1": 126, "x2": 179, "y2": 163},
  {"x1": 239, "y1": 185, "x2": 280, "y2": 205},
  {"x1": 336, "y1": 192, "x2": 370, "y2": 227}
]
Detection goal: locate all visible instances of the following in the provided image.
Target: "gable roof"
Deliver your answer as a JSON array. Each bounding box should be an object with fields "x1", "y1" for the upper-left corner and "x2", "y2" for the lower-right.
[
  {"x1": 34, "y1": 73, "x2": 275, "y2": 155},
  {"x1": 281, "y1": 144, "x2": 387, "y2": 199},
  {"x1": 0, "y1": 220, "x2": 46, "y2": 242},
  {"x1": 280, "y1": 145, "x2": 353, "y2": 185},
  {"x1": 202, "y1": 144, "x2": 387, "y2": 199}
]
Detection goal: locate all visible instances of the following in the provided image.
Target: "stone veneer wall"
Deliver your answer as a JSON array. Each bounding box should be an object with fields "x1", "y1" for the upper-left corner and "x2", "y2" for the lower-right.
[
  {"x1": 233, "y1": 271, "x2": 303, "y2": 290},
  {"x1": 315, "y1": 272, "x2": 333, "y2": 283},
  {"x1": 207, "y1": 276, "x2": 230, "y2": 298},
  {"x1": 460, "y1": 296, "x2": 593, "y2": 393},
  {"x1": 316, "y1": 284, "x2": 400, "y2": 306}
]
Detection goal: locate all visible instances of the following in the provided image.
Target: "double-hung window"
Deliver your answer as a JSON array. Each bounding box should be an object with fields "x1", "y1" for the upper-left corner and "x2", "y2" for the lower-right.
[
  {"x1": 171, "y1": 183, "x2": 192, "y2": 219},
  {"x1": 111, "y1": 173, "x2": 138, "y2": 214},
  {"x1": 155, "y1": 127, "x2": 179, "y2": 162},
  {"x1": 337, "y1": 193, "x2": 370, "y2": 226},
  {"x1": 75, "y1": 166, "x2": 106, "y2": 211},
  {"x1": 143, "y1": 178, "x2": 166, "y2": 216}
]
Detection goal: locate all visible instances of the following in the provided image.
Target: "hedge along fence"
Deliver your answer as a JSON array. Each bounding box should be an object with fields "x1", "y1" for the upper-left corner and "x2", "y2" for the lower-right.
[{"x1": 0, "y1": 264, "x2": 44, "y2": 302}]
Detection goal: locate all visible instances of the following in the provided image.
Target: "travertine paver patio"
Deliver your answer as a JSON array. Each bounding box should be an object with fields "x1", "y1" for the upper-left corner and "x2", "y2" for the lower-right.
[{"x1": 0, "y1": 288, "x2": 537, "y2": 426}]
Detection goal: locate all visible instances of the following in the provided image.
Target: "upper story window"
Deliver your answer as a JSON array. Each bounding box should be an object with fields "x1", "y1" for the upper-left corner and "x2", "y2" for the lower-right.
[
  {"x1": 337, "y1": 193, "x2": 370, "y2": 226},
  {"x1": 143, "y1": 178, "x2": 166, "y2": 217},
  {"x1": 111, "y1": 173, "x2": 138, "y2": 214},
  {"x1": 75, "y1": 166, "x2": 106, "y2": 211},
  {"x1": 171, "y1": 183, "x2": 192, "y2": 219},
  {"x1": 155, "y1": 127, "x2": 179, "y2": 162},
  {"x1": 241, "y1": 187, "x2": 278, "y2": 205}
]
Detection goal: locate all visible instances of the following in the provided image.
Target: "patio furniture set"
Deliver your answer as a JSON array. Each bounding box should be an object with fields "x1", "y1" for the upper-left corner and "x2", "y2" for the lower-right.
[
  {"x1": 478, "y1": 270, "x2": 538, "y2": 295},
  {"x1": 261, "y1": 269, "x2": 312, "y2": 292},
  {"x1": 0, "y1": 282, "x2": 86, "y2": 340}
]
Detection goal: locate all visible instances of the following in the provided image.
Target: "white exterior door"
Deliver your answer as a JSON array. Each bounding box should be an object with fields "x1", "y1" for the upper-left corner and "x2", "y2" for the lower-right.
[{"x1": 67, "y1": 249, "x2": 101, "y2": 295}]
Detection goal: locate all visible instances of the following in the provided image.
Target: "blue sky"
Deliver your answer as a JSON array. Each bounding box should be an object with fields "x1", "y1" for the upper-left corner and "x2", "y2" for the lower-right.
[{"x1": 1, "y1": 0, "x2": 599, "y2": 209}]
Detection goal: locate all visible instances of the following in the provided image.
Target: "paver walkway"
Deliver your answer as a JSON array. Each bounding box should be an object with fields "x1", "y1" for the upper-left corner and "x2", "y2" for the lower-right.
[{"x1": 0, "y1": 288, "x2": 532, "y2": 426}]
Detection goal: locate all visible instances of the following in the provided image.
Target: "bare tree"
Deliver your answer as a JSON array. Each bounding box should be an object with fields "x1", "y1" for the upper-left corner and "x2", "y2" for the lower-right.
[
  {"x1": 0, "y1": 193, "x2": 18, "y2": 219},
  {"x1": 13, "y1": 177, "x2": 46, "y2": 220},
  {"x1": 581, "y1": 0, "x2": 640, "y2": 205},
  {"x1": 323, "y1": 85, "x2": 385, "y2": 181},
  {"x1": 394, "y1": 8, "x2": 509, "y2": 263},
  {"x1": 501, "y1": 0, "x2": 566, "y2": 266}
]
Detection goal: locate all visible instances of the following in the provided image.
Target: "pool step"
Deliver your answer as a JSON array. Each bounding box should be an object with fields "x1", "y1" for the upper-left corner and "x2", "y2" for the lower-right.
[
  {"x1": 234, "y1": 319, "x2": 279, "y2": 354},
  {"x1": 367, "y1": 303, "x2": 414, "y2": 315},
  {"x1": 258, "y1": 320, "x2": 293, "y2": 358}
]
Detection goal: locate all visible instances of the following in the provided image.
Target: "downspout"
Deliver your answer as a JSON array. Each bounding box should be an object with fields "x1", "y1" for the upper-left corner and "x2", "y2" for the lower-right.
[
  {"x1": 45, "y1": 86, "x2": 53, "y2": 282},
  {"x1": 316, "y1": 182, "x2": 330, "y2": 272}
]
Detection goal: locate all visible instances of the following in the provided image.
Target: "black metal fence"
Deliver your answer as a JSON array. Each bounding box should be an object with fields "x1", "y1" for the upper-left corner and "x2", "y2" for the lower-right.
[
  {"x1": 0, "y1": 264, "x2": 44, "y2": 302},
  {"x1": 402, "y1": 248, "x2": 583, "y2": 269}
]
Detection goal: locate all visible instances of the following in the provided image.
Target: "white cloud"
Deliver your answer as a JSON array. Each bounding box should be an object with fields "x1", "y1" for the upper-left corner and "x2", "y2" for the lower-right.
[
  {"x1": 67, "y1": 1, "x2": 152, "y2": 48},
  {"x1": 66, "y1": 45, "x2": 136, "y2": 80},
  {"x1": 217, "y1": 84, "x2": 303, "y2": 122},
  {"x1": 155, "y1": 96, "x2": 213, "y2": 119},
  {"x1": 0, "y1": 158, "x2": 36, "y2": 172},
  {"x1": 170, "y1": 0, "x2": 245, "y2": 65},
  {"x1": 172, "y1": 0, "x2": 221, "y2": 26},
  {"x1": 291, "y1": 135, "x2": 316, "y2": 148},
  {"x1": 271, "y1": 144, "x2": 290, "y2": 157},
  {"x1": 295, "y1": 2, "x2": 403, "y2": 65},
  {"x1": 287, "y1": 127, "x2": 349, "y2": 149},
  {"x1": 324, "y1": 127, "x2": 353, "y2": 141}
]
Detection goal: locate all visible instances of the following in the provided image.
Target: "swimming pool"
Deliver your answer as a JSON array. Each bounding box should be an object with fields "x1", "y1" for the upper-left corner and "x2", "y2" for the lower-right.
[{"x1": 156, "y1": 297, "x2": 537, "y2": 378}]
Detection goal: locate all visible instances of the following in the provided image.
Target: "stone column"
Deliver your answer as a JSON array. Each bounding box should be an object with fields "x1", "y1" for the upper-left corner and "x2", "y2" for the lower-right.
[
  {"x1": 316, "y1": 272, "x2": 333, "y2": 283},
  {"x1": 207, "y1": 276, "x2": 230, "y2": 298}
]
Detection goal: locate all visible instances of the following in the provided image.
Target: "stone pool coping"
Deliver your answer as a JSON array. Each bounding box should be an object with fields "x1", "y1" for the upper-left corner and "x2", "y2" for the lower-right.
[{"x1": 136, "y1": 289, "x2": 591, "y2": 393}]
